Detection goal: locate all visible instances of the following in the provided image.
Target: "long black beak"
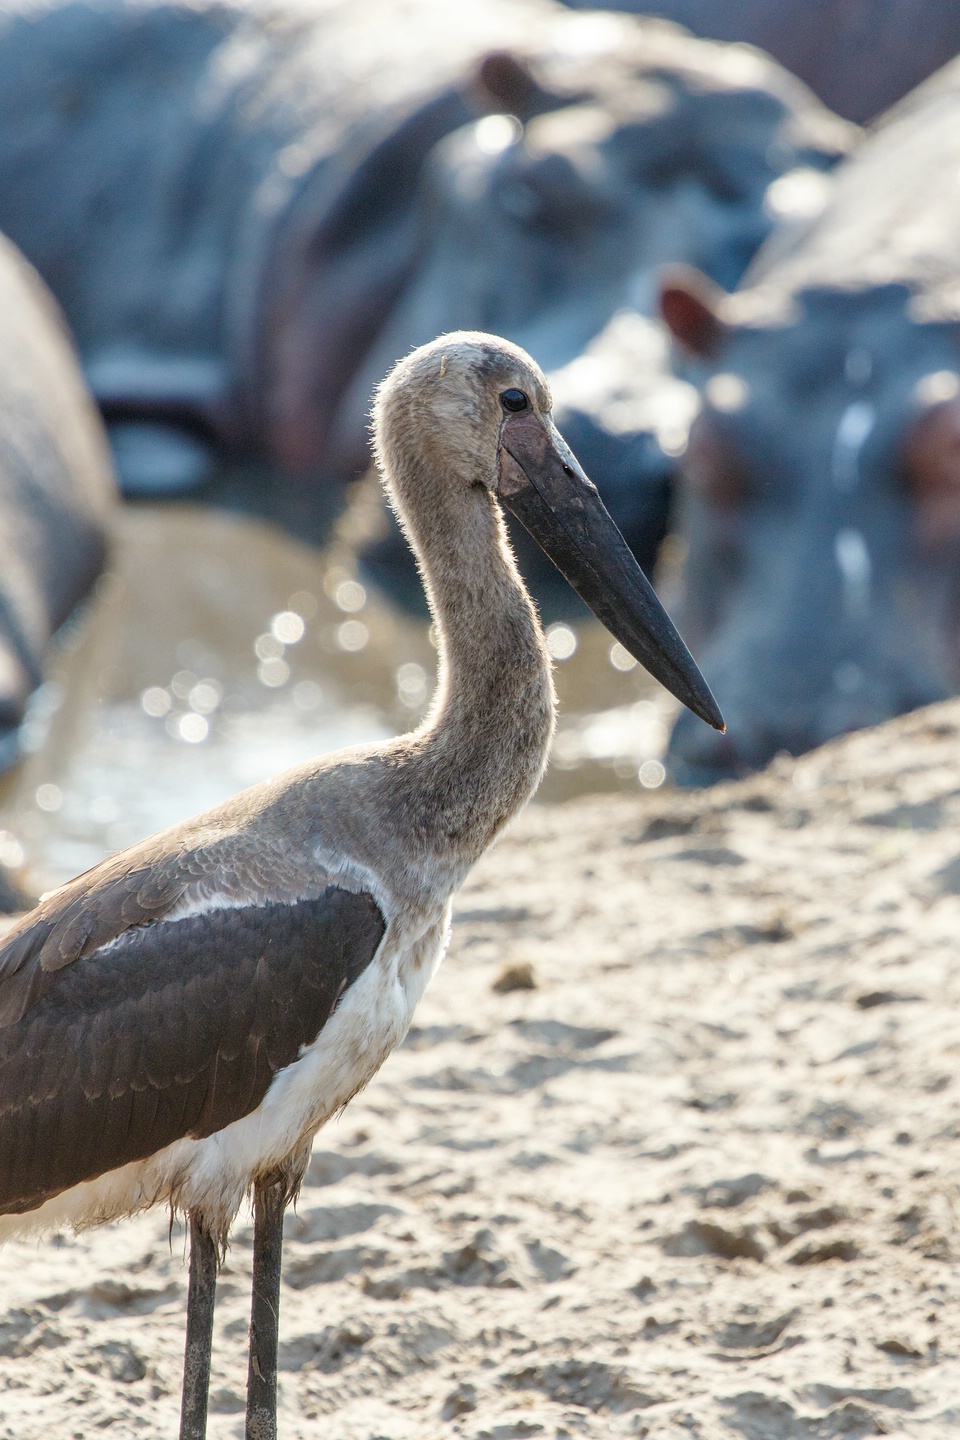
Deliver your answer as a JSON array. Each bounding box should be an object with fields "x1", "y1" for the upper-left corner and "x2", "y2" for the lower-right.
[{"x1": 498, "y1": 409, "x2": 724, "y2": 732}]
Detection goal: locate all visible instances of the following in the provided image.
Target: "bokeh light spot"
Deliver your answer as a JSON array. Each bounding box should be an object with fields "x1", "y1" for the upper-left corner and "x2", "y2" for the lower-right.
[
  {"x1": 474, "y1": 114, "x2": 521, "y2": 155},
  {"x1": 141, "y1": 686, "x2": 172, "y2": 718},
  {"x1": 337, "y1": 620, "x2": 369, "y2": 653},
  {"x1": 188, "y1": 681, "x2": 222, "y2": 715},
  {"x1": 271, "y1": 610, "x2": 305, "y2": 645},
  {"x1": 0, "y1": 831, "x2": 24, "y2": 868},
  {"x1": 258, "y1": 657, "x2": 290, "y2": 688},
  {"x1": 335, "y1": 580, "x2": 366, "y2": 613},
  {"x1": 255, "y1": 633, "x2": 284, "y2": 661},
  {"x1": 639, "y1": 760, "x2": 666, "y2": 789},
  {"x1": 609, "y1": 642, "x2": 638, "y2": 672},
  {"x1": 178, "y1": 713, "x2": 209, "y2": 743},
  {"x1": 397, "y1": 662, "x2": 428, "y2": 707},
  {"x1": 546, "y1": 623, "x2": 577, "y2": 661}
]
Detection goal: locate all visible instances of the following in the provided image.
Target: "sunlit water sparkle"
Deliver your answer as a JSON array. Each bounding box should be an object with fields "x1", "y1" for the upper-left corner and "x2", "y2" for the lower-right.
[{"x1": 0, "y1": 504, "x2": 676, "y2": 891}]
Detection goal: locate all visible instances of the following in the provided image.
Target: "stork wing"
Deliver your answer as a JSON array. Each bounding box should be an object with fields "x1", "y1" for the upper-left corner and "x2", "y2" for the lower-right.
[
  {"x1": 0, "y1": 884, "x2": 385, "y2": 1216},
  {"x1": 0, "y1": 803, "x2": 349, "y2": 1025}
]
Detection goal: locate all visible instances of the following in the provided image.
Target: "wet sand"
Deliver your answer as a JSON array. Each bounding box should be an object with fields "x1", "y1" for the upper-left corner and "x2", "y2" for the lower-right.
[{"x1": 3, "y1": 697, "x2": 960, "y2": 1437}]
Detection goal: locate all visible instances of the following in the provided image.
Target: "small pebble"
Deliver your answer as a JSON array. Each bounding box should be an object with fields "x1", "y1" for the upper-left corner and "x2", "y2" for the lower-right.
[{"x1": 491, "y1": 961, "x2": 537, "y2": 994}]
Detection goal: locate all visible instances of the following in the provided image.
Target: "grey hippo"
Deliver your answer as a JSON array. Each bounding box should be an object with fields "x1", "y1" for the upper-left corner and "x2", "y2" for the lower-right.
[
  {"x1": 0, "y1": 234, "x2": 114, "y2": 795},
  {"x1": 0, "y1": 0, "x2": 852, "y2": 607},
  {"x1": 660, "y1": 56, "x2": 960, "y2": 782}
]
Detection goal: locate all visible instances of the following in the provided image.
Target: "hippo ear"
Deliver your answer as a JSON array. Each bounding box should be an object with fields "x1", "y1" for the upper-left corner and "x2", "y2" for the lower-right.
[
  {"x1": 659, "y1": 267, "x2": 727, "y2": 359},
  {"x1": 902, "y1": 390, "x2": 960, "y2": 545},
  {"x1": 469, "y1": 52, "x2": 570, "y2": 122}
]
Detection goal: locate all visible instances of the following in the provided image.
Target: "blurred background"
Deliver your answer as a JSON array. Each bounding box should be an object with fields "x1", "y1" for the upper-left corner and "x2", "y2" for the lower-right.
[
  {"x1": 0, "y1": 499, "x2": 678, "y2": 891},
  {"x1": 0, "y1": 0, "x2": 959, "y2": 891}
]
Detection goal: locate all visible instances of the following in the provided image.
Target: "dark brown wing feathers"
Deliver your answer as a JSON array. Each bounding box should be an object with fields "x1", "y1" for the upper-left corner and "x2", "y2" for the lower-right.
[
  {"x1": 0, "y1": 854, "x2": 191, "y2": 1025},
  {"x1": 0, "y1": 887, "x2": 385, "y2": 1216},
  {"x1": 0, "y1": 826, "x2": 262, "y2": 1025}
]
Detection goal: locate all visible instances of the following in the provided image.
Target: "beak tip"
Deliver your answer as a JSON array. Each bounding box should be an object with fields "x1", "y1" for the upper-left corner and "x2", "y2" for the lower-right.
[{"x1": 695, "y1": 694, "x2": 725, "y2": 734}]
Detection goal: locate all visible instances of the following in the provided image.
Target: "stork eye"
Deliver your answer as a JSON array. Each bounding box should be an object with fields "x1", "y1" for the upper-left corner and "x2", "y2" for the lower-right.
[{"x1": 500, "y1": 389, "x2": 529, "y2": 413}]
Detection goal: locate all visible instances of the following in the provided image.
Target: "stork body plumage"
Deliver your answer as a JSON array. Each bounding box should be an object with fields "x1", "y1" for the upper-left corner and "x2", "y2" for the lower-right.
[{"x1": 0, "y1": 333, "x2": 721, "y2": 1439}]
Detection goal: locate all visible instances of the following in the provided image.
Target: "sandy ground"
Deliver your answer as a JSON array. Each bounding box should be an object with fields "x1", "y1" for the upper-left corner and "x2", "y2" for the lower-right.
[{"x1": 4, "y1": 699, "x2": 960, "y2": 1438}]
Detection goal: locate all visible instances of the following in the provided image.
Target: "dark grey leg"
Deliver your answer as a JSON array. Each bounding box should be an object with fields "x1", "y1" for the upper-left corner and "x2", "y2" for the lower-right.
[
  {"x1": 245, "y1": 1176, "x2": 287, "y2": 1440},
  {"x1": 179, "y1": 1214, "x2": 218, "y2": 1440}
]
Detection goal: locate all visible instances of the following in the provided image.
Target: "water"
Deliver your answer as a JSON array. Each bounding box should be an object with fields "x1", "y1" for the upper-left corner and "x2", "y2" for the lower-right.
[{"x1": 0, "y1": 503, "x2": 676, "y2": 892}]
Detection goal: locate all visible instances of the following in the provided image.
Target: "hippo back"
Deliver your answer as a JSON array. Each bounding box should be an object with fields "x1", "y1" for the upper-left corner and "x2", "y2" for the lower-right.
[
  {"x1": 0, "y1": 233, "x2": 114, "y2": 766},
  {"x1": 0, "y1": 0, "x2": 862, "y2": 629},
  {"x1": 743, "y1": 55, "x2": 960, "y2": 301},
  {"x1": 0, "y1": 2, "x2": 852, "y2": 510},
  {"x1": 0, "y1": 0, "x2": 560, "y2": 497},
  {"x1": 559, "y1": 0, "x2": 960, "y2": 124}
]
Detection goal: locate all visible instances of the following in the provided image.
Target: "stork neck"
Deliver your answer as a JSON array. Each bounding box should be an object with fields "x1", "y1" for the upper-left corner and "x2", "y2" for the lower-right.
[{"x1": 402, "y1": 484, "x2": 556, "y2": 863}]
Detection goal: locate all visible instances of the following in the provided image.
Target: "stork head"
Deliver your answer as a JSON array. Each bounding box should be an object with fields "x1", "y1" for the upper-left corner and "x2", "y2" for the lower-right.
[{"x1": 374, "y1": 332, "x2": 723, "y2": 732}]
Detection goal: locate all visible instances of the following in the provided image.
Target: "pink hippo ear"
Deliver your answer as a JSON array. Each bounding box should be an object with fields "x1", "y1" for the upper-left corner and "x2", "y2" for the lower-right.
[
  {"x1": 469, "y1": 52, "x2": 571, "y2": 122},
  {"x1": 659, "y1": 266, "x2": 728, "y2": 359},
  {"x1": 902, "y1": 383, "x2": 960, "y2": 546}
]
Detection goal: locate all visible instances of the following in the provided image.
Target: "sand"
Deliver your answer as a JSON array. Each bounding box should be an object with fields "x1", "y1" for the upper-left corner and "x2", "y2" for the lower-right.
[{"x1": 4, "y1": 698, "x2": 960, "y2": 1439}]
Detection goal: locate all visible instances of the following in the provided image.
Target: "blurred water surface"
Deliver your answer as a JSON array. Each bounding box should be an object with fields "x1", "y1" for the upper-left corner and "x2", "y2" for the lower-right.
[{"x1": 0, "y1": 502, "x2": 676, "y2": 891}]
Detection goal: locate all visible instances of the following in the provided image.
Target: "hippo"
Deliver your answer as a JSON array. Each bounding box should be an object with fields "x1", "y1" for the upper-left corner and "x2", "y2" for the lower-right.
[
  {"x1": 312, "y1": 11, "x2": 854, "y2": 607},
  {"x1": 560, "y1": 0, "x2": 960, "y2": 124},
  {"x1": 658, "y1": 57, "x2": 960, "y2": 782},
  {"x1": 0, "y1": 233, "x2": 114, "y2": 782},
  {"x1": 0, "y1": 0, "x2": 852, "y2": 598}
]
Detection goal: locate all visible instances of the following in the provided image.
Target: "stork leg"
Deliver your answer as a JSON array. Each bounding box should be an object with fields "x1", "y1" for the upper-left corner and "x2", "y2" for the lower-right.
[
  {"x1": 245, "y1": 1174, "x2": 287, "y2": 1440},
  {"x1": 179, "y1": 1214, "x2": 218, "y2": 1440}
]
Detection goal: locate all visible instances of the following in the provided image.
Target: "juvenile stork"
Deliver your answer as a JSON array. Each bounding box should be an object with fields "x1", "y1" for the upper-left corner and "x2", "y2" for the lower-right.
[{"x1": 0, "y1": 333, "x2": 721, "y2": 1439}]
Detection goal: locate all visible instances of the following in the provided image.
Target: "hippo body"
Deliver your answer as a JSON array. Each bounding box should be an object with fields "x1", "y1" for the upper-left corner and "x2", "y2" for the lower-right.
[
  {"x1": 0, "y1": 0, "x2": 530, "y2": 539},
  {"x1": 0, "y1": 234, "x2": 114, "y2": 770},
  {"x1": 0, "y1": 0, "x2": 852, "y2": 583},
  {"x1": 561, "y1": 0, "x2": 960, "y2": 124},
  {"x1": 660, "y1": 59, "x2": 960, "y2": 782}
]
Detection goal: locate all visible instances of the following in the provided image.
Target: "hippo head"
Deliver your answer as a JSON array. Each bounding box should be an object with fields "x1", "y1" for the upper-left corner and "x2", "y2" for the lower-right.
[
  {"x1": 660, "y1": 267, "x2": 960, "y2": 783},
  {"x1": 330, "y1": 40, "x2": 851, "y2": 609},
  {"x1": 376, "y1": 81, "x2": 788, "y2": 346},
  {"x1": 329, "y1": 71, "x2": 842, "y2": 474}
]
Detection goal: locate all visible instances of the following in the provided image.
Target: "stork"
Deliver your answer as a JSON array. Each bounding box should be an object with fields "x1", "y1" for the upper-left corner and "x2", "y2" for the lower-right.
[{"x1": 0, "y1": 333, "x2": 722, "y2": 1440}]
